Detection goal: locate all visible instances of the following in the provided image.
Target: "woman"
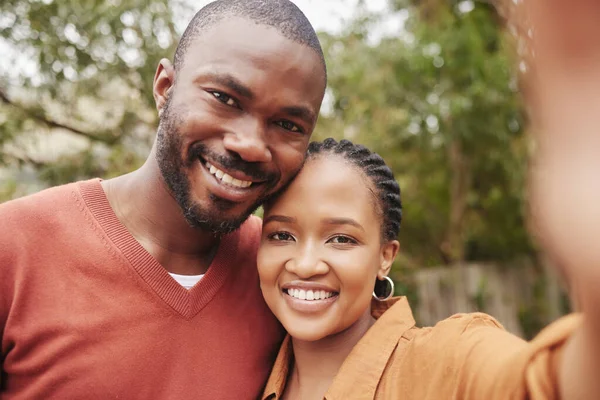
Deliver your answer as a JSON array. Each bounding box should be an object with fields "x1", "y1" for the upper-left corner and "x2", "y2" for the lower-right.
[{"x1": 256, "y1": 138, "x2": 583, "y2": 399}]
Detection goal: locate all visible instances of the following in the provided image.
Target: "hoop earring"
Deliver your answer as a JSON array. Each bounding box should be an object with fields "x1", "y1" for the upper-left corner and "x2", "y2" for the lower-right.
[{"x1": 372, "y1": 276, "x2": 394, "y2": 301}]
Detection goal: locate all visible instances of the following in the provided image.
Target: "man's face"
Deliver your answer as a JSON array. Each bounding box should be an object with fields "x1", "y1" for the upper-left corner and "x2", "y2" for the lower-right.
[{"x1": 154, "y1": 18, "x2": 325, "y2": 234}]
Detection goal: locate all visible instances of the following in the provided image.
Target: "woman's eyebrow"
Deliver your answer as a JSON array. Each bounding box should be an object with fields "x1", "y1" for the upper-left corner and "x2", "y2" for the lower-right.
[
  {"x1": 322, "y1": 218, "x2": 365, "y2": 232},
  {"x1": 263, "y1": 215, "x2": 297, "y2": 225}
]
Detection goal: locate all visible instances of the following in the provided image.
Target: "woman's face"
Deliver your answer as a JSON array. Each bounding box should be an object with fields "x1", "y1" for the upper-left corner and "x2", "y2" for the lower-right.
[{"x1": 257, "y1": 156, "x2": 398, "y2": 341}]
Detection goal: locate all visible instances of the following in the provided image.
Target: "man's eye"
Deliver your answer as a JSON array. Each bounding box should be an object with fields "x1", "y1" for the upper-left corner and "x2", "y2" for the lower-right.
[
  {"x1": 327, "y1": 235, "x2": 357, "y2": 245},
  {"x1": 276, "y1": 120, "x2": 302, "y2": 133},
  {"x1": 268, "y1": 232, "x2": 295, "y2": 242},
  {"x1": 210, "y1": 91, "x2": 239, "y2": 108}
]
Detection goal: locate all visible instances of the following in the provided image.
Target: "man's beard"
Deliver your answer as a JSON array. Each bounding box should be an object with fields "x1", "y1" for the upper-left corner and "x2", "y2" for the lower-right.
[{"x1": 155, "y1": 98, "x2": 279, "y2": 235}]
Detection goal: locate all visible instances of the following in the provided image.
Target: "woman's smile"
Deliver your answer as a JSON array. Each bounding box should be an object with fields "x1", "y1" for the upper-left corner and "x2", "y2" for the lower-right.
[
  {"x1": 281, "y1": 281, "x2": 340, "y2": 313},
  {"x1": 283, "y1": 289, "x2": 339, "y2": 313}
]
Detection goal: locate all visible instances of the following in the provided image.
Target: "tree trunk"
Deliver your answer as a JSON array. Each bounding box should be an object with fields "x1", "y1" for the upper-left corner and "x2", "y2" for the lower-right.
[{"x1": 441, "y1": 138, "x2": 471, "y2": 263}]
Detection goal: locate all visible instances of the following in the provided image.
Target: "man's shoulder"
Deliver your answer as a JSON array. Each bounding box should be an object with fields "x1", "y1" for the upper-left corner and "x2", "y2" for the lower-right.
[
  {"x1": 0, "y1": 182, "x2": 73, "y2": 267},
  {"x1": 237, "y1": 214, "x2": 262, "y2": 239},
  {"x1": 244, "y1": 214, "x2": 263, "y2": 233},
  {"x1": 0, "y1": 181, "x2": 83, "y2": 218},
  {"x1": 0, "y1": 180, "x2": 95, "y2": 242},
  {"x1": 231, "y1": 214, "x2": 263, "y2": 258}
]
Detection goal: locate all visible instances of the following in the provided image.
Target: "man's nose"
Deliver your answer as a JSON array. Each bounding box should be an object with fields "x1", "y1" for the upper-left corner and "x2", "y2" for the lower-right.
[
  {"x1": 285, "y1": 244, "x2": 329, "y2": 279},
  {"x1": 223, "y1": 117, "x2": 272, "y2": 163}
]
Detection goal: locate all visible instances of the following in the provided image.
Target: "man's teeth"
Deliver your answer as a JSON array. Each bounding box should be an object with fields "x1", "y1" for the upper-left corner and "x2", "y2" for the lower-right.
[
  {"x1": 206, "y1": 162, "x2": 252, "y2": 188},
  {"x1": 286, "y1": 288, "x2": 336, "y2": 301}
]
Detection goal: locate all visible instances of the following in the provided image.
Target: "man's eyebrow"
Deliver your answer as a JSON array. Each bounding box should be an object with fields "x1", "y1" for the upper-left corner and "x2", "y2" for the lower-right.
[
  {"x1": 323, "y1": 218, "x2": 365, "y2": 232},
  {"x1": 201, "y1": 72, "x2": 254, "y2": 100},
  {"x1": 281, "y1": 106, "x2": 316, "y2": 125},
  {"x1": 263, "y1": 215, "x2": 297, "y2": 225}
]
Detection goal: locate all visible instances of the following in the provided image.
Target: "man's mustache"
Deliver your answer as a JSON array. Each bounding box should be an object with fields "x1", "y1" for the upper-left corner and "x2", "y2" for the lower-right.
[{"x1": 188, "y1": 143, "x2": 278, "y2": 183}]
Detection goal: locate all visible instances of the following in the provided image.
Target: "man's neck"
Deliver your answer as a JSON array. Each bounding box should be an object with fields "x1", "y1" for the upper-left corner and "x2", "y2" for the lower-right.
[
  {"x1": 101, "y1": 156, "x2": 221, "y2": 275},
  {"x1": 285, "y1": 311, "x2": 376, "y2": 400}
]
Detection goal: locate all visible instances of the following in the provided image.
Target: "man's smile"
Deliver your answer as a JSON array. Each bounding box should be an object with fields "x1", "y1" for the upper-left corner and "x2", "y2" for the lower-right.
[
  {"x1": 197, "y1": 157, "x2": 269, "y2": 203},
  {"x1": 206, "y1": 161, "x2": 255, "y2": 188}
]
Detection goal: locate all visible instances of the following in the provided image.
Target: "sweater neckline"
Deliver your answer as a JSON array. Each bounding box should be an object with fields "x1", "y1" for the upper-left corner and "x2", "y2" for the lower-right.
[{"x1": 77, "y1": 178, "x2": 238, "y2": 319}]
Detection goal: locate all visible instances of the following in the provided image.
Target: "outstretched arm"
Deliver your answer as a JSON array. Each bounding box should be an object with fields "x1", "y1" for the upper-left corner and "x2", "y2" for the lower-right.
[{"x1": 525, "y1": 0, "x2": 600, "y2": 397}]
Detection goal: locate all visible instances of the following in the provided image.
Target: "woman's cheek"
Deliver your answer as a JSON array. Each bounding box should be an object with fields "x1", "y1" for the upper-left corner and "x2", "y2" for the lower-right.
[
  {"x1": 257, "y1": 247, "x2": 278, "y2": 282},
  {"x1": 330, "y1": 250, "x2": 378, "y2": 281}
]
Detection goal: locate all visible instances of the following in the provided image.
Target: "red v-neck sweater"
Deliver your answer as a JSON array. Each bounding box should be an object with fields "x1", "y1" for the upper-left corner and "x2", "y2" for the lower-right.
[{"x1": 0, "y1": 179, "x2": 284, "y2": 399}]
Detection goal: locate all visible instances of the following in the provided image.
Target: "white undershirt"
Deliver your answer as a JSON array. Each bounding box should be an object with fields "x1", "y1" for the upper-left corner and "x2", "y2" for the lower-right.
[{"x1": 168, "y1": 272, "x2": 204, "y2": 290}]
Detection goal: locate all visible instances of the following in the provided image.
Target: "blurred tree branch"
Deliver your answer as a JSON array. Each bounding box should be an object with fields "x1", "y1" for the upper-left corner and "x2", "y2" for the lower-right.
[
  {"x1": 0, "y1": 87, "x2": 121, "y2": 145},
  {"x1": 0, "y1": 0, "x2": 178, "y2": 188},
  {"x1": 2, "y1": 151, "x2": 46, "y2": 168}
]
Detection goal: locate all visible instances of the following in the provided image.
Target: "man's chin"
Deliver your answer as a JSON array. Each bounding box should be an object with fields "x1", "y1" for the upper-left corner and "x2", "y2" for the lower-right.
[{"x1": 182, "y1": 204, "x2": 255, "y2": 235}]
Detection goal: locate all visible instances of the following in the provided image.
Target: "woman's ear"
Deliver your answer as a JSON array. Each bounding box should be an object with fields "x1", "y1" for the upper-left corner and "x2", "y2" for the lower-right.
[
  {"x1": 153, "y1": 58, "x2": 175, "y2": 116},
  {"x1": 378, "y1": 240, "x2": 400, "y2": 280}
]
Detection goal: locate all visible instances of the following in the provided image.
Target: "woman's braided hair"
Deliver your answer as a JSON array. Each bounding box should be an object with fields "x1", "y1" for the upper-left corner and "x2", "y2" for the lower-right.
[{"x1": 306, "y1": 138, "x2": 402, "y2": 241}]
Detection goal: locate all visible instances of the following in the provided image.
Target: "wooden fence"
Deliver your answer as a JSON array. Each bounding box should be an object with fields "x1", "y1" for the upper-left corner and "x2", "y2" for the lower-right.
[{"x1": 409, "y1": 261, "x2": 566, "y2": 338}]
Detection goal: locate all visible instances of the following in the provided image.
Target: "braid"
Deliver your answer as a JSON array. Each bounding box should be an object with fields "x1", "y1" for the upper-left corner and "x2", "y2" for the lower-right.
[{"x1": 307, "y1": 138, "x2": 402, "y2": 241}]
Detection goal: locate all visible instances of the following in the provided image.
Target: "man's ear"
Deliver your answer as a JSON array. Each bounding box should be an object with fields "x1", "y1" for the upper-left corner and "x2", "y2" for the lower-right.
[
  {"x1": 153, "y1": 58, "x2": 175, "y2": 116},
  {"x1": 378, "y1": 240, "x2": 400, "y2": 280}
]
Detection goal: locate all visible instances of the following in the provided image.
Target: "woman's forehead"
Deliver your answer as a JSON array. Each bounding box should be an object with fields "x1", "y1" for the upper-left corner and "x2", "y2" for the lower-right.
[{"x1": 266, "y1": 156, "x2": 376, "y2": 217}]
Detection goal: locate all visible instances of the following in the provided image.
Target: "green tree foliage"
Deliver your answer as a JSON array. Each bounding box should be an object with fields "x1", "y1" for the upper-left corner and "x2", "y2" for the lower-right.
[
  {"x1": 1, "y1": 0, "x2": 532, "y2": 270},
  {"x1": 0, "y1": 0, "x2": 180, "y2": 186},
  {"x1": 315, "y1": 0, "x2": 531, "y2": 268}
]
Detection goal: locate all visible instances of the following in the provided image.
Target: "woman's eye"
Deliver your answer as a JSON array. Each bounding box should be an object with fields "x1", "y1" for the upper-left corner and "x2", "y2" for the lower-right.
[
  {"x1": 210, "y1": 91, "x2": 239, "y2": 108},
  {"x1": 268, "y1": 232, "x2": 295, "y2": 242},
  {"x1": 276, "y1": 120, "x2": 302, "y2": 133},
  {"x1": 327, "y1": 235, "x2": 357, "y2": 245}
]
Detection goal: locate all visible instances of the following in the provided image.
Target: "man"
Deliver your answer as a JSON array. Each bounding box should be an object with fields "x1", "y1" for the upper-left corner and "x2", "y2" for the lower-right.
[{"x1": 0, "y1": 1, "x2": 326, "y2": 398}]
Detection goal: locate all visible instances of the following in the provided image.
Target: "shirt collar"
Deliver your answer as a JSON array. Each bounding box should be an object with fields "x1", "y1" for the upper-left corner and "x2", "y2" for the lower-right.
[
  {"x1": 262, "y1": 297, "x2": 416, "y2": 400},
  {"x1": 262, "y1": 334, "x2": 293, "y2": 400}
]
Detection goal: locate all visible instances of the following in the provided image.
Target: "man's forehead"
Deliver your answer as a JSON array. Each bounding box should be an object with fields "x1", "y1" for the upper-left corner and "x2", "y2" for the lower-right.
[
  {"x1": 180, "y1": 19, "x2": 326, "y2": 99},
  {"x1": 187, "y1": 17, "x2": 312, "y2": 59},
  {"x1": 172, "y1": 2, "x2": 327, "y2": 89}
]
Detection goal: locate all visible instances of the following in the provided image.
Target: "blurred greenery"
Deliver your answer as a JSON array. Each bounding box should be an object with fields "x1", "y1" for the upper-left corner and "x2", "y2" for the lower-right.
[
  {"x1": 0, "y1": 1, "x2": 560, "y2": 332},
  {"x1": 314, "y1": 1, "x2": 530, "y2": 270},
  {"x1": 1, "y1": 0, "x2": 180, "y2": 182}
]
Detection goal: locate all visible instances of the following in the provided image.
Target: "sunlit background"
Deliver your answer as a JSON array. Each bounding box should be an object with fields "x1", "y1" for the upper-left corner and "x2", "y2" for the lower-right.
[{"x1": 0, "y1": 0, "x2": 565, "y2": 337}]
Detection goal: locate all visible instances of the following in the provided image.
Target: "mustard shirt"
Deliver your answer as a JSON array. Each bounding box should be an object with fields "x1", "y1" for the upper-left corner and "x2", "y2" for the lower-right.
[{"x1": 262, "y1": 297, "x2": 580, "y2": 400}]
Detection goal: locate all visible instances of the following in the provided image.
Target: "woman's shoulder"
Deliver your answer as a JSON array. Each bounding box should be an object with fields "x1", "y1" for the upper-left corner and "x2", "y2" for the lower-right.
[
  {"x1": 429, "y1": 312, "x2": 505, "y2": 332},
  {"x1": 400, "y1": 312, "x2": 513, "y2": 351},
  {"x1": 373, "y1": 298, "x2": 507, "y2": 346}
]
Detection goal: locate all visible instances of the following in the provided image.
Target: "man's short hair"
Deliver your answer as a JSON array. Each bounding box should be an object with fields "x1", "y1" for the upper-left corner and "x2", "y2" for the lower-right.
[{"x1": 173, "y1": 0, "x2": 326, "y2": 80}]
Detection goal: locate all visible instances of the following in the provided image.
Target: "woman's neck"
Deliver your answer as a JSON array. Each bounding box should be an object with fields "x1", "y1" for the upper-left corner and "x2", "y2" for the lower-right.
[{"x1": 284, "y1": 309, "x2": 376, "y2": 400}]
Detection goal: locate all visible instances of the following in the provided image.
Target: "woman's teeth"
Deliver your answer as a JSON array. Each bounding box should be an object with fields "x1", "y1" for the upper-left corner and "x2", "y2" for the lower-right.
[
  {"x1": 286, "y1": 288, "x2": 336, "y2": 301},
  {"x1": 206, "y1": 162, "x2": 253, "y2": 188}
]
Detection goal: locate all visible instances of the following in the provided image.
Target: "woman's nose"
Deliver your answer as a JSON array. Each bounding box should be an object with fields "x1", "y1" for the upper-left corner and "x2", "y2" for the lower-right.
[{"x1": 284, "y1": 245, "x2": 329, "y2": 278}]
